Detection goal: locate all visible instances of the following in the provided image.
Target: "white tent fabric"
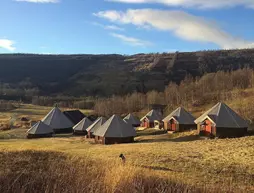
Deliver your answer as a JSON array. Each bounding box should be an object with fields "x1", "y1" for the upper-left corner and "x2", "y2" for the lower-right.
[
  {"x1": 73, "y1": 117, "x2": 92, "y2": 131},
  {"x1": 123, "y1": 114, "x2": 141, "y2": 125},
  {"x1": 86, "y1": 117, "x2": 106, "y2": 133},
  {"x1": 94, "y1": 115, "x2": 136, "y2": 138},
  {"x1": 140, "y1": 110, "x2": 162, "y2": 122},
  {"x1": 27, "y1": 121, "x2": 53, "y2": 135},
  {"x1": 163, "y1": 107, "x2": 195, "y2": 124},
  {"x1": 42, "y1": 107, "x2": 74, "y2": 129},
  {"x1": 195, "y1": 102, "x2": 248, "y2": 128}
]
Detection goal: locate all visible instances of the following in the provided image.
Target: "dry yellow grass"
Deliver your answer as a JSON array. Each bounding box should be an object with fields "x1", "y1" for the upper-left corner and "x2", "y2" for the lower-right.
[
  {"x1": 0, "y1": 131, "x2": 253, "y2": 192},
  {"x1": 0, "y1": 103, "x2": 94, "y2": 120},
  {"x1": 0, "y1": 104, "x2": 254, "y2": 192},
  {"x1": 0, "y1": 104, "x2": 94, "y2": 131},
  {"x1": 0, "y1": 150, "x2": 206, "y2": 193}
]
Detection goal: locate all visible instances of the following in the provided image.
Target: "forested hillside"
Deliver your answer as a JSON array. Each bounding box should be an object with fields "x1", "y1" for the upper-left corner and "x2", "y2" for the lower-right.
[{"x1": 0, "y1": 49, "x2": 254, "y2": 98}]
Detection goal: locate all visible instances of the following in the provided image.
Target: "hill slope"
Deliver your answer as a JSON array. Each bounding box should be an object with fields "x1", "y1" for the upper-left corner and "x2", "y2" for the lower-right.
[{"x1": 0, "y1": 49, "x2": 254, "y2": 97}]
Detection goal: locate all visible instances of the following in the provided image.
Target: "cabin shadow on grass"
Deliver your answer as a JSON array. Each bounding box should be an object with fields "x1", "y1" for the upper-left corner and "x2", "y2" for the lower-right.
[
  {"x1": 136, "y1": 128, "x2": 167, "y2": 136},
  {"x1": 136, "y1": 129, "x2": 202, "y2": 143},
  {"x1": 53, "y1": 133, "x2": 77, "y2": 138},
  {"x1": 168, "y1": 134, "x2": 201, "y2": 142},
  {"x1": 135, "y1": 135, "x2": 201, "y2": 143},
  {"x1": 0, "y1": 150, "x2": 212, "y2": 193}
]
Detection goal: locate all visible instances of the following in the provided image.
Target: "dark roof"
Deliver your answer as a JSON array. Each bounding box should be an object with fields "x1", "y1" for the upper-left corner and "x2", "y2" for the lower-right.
[
  {"x1": 93, "y1": 115, "x2": 136, "y2": 138},
  {"x1": 124, "y1": 114, "x2": 141, "y2": 125},
  {"x1": 195, "y1": 102, "x2": 248, "y2": 128},
  {"x1": 27, "y1": 121, "x2": 53, "y2": 135},
  {"x1": 163, "y1": 107, "x2": 195, "y2": 125},
  {"x1": 63, "y1": 110, "x2": 86, "y2": 125},
  {"x1": 42, "y1": 107, "x2": 74, "y2": 129},
  {"x1": 86, "y1": 117, "x2": 107, "y2": 133},
  {"x1": 140, "y1": 110, "x2": 163, "y2": 122},
  {"x1": 87, "y1": 115, "x2": 98, "y2": 122},
  {"x1": 73, "y1": 117, "x2": 92, "y2": 132}
]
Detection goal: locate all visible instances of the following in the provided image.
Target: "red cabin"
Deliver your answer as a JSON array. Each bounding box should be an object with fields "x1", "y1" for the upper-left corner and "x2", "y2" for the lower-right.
[
  {"x1": 196, "y1": 103, "x2": 248, "y2": 138},
  {"x1": 163, "y1": 107, "x2": 196, "y2": 132},
  {"x1": 140, "y1": 110, "x2": 162, "y2": 129}
]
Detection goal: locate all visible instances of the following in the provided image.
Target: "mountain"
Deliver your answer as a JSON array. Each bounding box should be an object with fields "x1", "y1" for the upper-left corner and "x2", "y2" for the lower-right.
[{"x1": 0, "y1": 49, "x2": 254, "y2": 97}]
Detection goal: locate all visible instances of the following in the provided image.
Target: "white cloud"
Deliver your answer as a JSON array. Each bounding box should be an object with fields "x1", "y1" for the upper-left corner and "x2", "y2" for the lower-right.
[
  {"x1": 107, "y1": 0, "x2": 254, "y2": 9},
  {"x1": 41, "y1": 52, "x2": 53, "y2": 55},
  {"x1": 0, "y1": 39, "x2": 16, "y2": 51},
  {"x1": 105, "y1": 25, "x2": 125, "y2": 31},
  {"x1": 92, "y1": 22, "x2": 124, "y2": 31},
  {"x1": 110, "y1": 33, "x2": 152, "y2": 47},
  {"x1": 94, "y1": 9, "x2": 254, "y2": 49},
  {"x1": 165, "y1": 49, "x2": 178, "y2": 53},
  {"x1": 15, "y1": 0, "x2": 59, "y2": 3}
]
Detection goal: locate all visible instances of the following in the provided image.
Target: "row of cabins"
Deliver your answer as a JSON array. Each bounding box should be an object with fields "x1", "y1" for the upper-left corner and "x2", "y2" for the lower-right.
[
  {"x1": 140, "y1": 102, "x2": 248, "y2": 138},
  {"x1": 74, "y1": 115, "x2": 138, "y2": 144},
  {"x1": 27, "y1": 102, "x2": 249, "y2": 143},
  {"x1": 27, "y1": 107, "x2": 75, "y2": 138},
  {"x1": 27, "y1": 107, "x2": 137, "y2": 144}
]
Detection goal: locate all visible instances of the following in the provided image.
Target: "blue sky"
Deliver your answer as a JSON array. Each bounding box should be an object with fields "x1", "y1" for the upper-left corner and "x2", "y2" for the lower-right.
[{"x1": 0, "y1": 0, "x2": 254, "y2": 54}]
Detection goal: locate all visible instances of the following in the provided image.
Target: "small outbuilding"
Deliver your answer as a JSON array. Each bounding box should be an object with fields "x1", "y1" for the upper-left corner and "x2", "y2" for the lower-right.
[
  {"x1": 63, "y1": 110, "x2": 86, "y2": 125},
  {"x1": 163, "y1": 107, "x2": 196, "y2": 132},
  {"x1": 86, "y1": 117, "x2": 106, "y2": 138},
  {"x1": 42, "y1": 107, "x2": 74, "y2": 133},
  {"x1": 73, "y1": 117, "x2": 92, "y2": 135},
  {"x1": 140, "y1": 110, "x2": 162, "y2": 128},
  {"x1": 20, "y1": 117, "x2": 30, "y2": 128},
  {"x1": 93, "y1": 115, "x2": 136, "y2": 145},
  {"x1": 27, "y1": 121, "x2": 54, "y2": 139},
  {"x1": 195, "y1": 102, "x2": 248, "y2": 138},
  {"x1": 20, "y1": 117, "x2": 29, "y2": 122},
  {"x1": 123, "y1": 114, "x2": 141, "y2": 127}
]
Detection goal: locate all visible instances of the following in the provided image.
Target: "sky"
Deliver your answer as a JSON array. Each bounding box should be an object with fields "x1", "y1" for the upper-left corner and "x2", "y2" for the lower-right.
[{"x1": 0, "y1": 0, "x2": 254, "y2": 54}]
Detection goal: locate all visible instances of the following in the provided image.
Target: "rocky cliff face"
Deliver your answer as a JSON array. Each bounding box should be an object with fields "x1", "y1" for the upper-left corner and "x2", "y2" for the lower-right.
[{"x1": 0, "y1": 49, "x2": 254, "y2": 97}]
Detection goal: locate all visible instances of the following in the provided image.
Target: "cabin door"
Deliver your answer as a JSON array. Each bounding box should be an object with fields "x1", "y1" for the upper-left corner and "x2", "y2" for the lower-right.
[
  {"x1": 204, "y1": 120, "x2": 213, "y2": 135},
  {"x1": 141, "y1": 120, "x2": 146, "y2": 127},
  {"x1": 145, "y1": 121, "x2": 148, "y2": 128},
  {"x1": 167, "y1": 123, "x2": 171, "y2": 131},
  {"x1": 143, "y1": 119, "x2": 149, "y2": 128},
  {"x1": 170, "y1": 119, "x2": 176, "y2": 131}
]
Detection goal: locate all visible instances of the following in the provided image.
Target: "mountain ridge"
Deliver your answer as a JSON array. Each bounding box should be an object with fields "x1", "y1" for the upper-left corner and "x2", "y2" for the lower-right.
[{"x1": 0, "y1": 48, "x2": 254, "y2": 97}]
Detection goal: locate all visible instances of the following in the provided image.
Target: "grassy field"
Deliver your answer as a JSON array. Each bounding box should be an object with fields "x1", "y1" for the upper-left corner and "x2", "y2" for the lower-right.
[
  {"x1": 0, "y1": 104, "x2": 254, "y2": 192},
  {"x1": 1, "y1": 129, "x2": 254, "y2": 192},
  {"x1": 0, "y1": 104, "x2": 94, "y2": 130},
  {"x1": 0, "y1": 103, "x2": 94, "y2": 120}
]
